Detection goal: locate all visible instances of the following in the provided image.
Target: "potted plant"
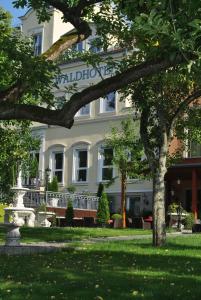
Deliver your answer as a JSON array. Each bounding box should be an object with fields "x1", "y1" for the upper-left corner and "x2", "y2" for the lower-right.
[
  {"x1": 35, "y1": 203, "x2": 55, "y2": 227},
  {"x1": 48, "y1": 176, "x2": 59, "y2": 207},
  {"x1": 111, "y1": 213, "x2": 122, "y2": 228},
  {"x1": 168, "y1": 202, "x2": 187, "y2": 228}
]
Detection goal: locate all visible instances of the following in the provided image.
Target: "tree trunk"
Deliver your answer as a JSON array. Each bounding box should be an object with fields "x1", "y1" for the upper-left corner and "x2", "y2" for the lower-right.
[
  {"x1": 121, "y1": 173, "x2": 127, "y2": 228},
  {"x1": 152, "y1": 170, "x2": 166, "y2": 246},
  {"x1": 152, "y1": 133, "x2": 168, "y2": 246}
]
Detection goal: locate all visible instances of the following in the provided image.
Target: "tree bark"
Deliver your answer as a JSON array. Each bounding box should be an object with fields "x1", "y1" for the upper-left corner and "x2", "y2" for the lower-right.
[
  {"x1": 152, "y1": 131, "x2": 168, "y2": 247},
  {"x1": 121, "y1": 172, "x2": 127, "y2": 228}
]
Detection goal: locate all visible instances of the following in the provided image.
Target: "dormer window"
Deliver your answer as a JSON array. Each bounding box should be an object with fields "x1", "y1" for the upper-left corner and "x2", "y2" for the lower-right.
[
  {"x1": 88, "y1": 38, "x2": 101, "y2": 53},
  {"x1": 33, "y1": 33, "x2": 42, "y2": 56}
]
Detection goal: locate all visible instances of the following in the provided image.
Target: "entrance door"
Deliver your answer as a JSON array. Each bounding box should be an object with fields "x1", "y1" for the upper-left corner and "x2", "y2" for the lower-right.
[{"x1": 127, "y1": 196, "x2": 141, "y2": 216}]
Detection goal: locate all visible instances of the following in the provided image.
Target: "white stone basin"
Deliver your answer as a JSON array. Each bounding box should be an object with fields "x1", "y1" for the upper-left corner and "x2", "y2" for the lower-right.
[
  {"x1": 36, "y1": 211, "x2": 55, "y2": 227},
  {"x1": 11, "y1": 186, "x2": 29, "y2": 208},
  {"x1": 4, "y1": 207, "x2": 35, "y2": 227},
  {"x1": 168, "y1": 212, "x2": 188, "y2": 228}
]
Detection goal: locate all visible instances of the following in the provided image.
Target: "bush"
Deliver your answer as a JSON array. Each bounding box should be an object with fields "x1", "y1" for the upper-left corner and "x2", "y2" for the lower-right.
[
  {"x1": 35, "y1": 203, "x2": 46, "y2": 213},
  {"x1": 48, "y1": 176, "x2": 59, "y2": 192},
  {"x1": 67, "y1": 185, "x2": 76, "y2": 193},
  {"x1": 96, "y1": 192, "x2": 110, "y2": 226},
  {"x1": 168, "y1": 202, "x2": 186, "y2": 214},
  {"x1": 51, "y1": 214, "x2": 57, "y2": 227},
  {"x1": 111, "y1": 213, "x2": 122, "y2": 220},
  {"x1": 97, "y1": 182, "x2": 104, "y2": 198},
  {"x1": 184, "y1": 213, "x2": 195, "y2": 229},
  {"x1": 65, "y1": 200, "x2": 74, "y2": 226}
]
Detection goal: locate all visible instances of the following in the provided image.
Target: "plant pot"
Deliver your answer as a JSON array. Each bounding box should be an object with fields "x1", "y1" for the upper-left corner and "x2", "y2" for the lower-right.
[{"x1": 113, "y1": 219, "x2": 122, "y2": 228}]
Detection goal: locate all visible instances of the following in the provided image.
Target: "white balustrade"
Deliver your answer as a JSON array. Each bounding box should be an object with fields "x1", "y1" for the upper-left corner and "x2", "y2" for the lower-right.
[{"x1": 23, "y1": 190, "x2": 99, "y2": 210}]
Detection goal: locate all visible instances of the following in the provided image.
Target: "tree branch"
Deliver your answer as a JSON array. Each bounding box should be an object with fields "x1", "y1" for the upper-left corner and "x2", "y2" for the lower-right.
[
  {"x1": 0, "y1": 55, "x2": 190, "y2": 127},
  {"x1": 60, "y1": 55, "x2": 187, "y2": 120},
  {"x1": 0, "y1": 103, "x2": 73, "y2": 127},
  {"x1": 169, "y1": 89, "x2": 201, "y2": 132},
  {"x1": 0, "y1": 81, "x2": 27, "y2": 103}
]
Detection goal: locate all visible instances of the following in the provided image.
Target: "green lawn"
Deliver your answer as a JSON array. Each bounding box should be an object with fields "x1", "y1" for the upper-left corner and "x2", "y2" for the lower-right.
[
  {"x1": 0, "y1": 234, "x2": 201, "y2": 299},
  {"x1": 0, "y1": 227, "x2": 151, "y2": 244}
]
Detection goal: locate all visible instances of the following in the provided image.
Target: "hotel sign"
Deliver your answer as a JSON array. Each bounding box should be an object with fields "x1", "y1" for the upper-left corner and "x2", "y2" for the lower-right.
[{"x1": 55, "y1": 65, "x2": 114, "y2": 86}]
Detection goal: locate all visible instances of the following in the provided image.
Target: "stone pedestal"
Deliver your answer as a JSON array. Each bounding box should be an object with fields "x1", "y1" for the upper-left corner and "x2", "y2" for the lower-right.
[
  {"x1": 5, "y1": 224, "x2": 21, "y2": 246},
  {"x1": 0, "y1": 223, "x2": 21, "y2": 246}
]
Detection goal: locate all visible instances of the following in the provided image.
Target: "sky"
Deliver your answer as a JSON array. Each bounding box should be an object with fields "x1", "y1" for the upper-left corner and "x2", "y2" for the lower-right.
[{"x1": 0, "y1": 0, "x2": 28, "y2": 26}]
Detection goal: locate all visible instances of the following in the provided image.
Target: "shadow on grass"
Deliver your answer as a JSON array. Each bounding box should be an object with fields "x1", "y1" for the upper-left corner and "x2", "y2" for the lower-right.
[
  {"x1": 0, "y1": 238, "x2": 201, "y2": 299},
  {"x1": 0, "y1": 227, "x2": 151, "y2": 243}
]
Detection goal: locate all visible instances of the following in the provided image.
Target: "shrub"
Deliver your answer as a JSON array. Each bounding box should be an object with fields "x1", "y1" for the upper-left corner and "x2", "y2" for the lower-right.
[
  {"x1": 96, "y1": 192, "x2": 110, "y2": 226},
  {"x1": 48, "y1": 176, "x2": 59, "y2": 192},
  {"x1": 67, "y1": 185, "x2": 76, "y2": 193},
  {"x1": 51, "y1": 214, "x2": 57, "y2": 227},
  {"x1": 65, "y1": 200, "x2": 74, "y2": 226},
  {"x1": 97, "y1": 182, "x2": 104, "y2": 198},
  {"x1": 168, "y1": 202, "x2": 186, "y2": 214},
  {"x1": 184, "y1": 213, "x2": 195, "y2": 229},
  {"x1": 36, "y1": 203, "x2": 46, "y2": 213},
  {"x1": 111, "y1": 213, "x2": 122, "y2": 220}
]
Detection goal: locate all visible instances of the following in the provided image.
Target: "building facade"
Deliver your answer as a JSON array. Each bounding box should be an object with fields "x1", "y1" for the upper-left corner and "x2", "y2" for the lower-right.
[{"x1": 20, "y1": 8, "x2": 153, "y2": 217}]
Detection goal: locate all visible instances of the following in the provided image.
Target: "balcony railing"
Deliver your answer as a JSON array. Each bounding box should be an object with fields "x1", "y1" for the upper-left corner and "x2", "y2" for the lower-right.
[{"x1": 23, "y1": 190, "x2": 99, "y2": 211}]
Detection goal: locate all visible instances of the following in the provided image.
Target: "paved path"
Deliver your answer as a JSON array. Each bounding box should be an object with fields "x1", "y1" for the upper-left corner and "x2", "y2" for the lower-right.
[{"x1": 21, "y1": 231, "x2": 193, "y2": 248}]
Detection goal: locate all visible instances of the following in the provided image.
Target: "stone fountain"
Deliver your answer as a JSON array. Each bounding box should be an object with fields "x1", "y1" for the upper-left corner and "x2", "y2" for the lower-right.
[{"x1": 3, "y1": 169, "x2": 35, "y2": 246}]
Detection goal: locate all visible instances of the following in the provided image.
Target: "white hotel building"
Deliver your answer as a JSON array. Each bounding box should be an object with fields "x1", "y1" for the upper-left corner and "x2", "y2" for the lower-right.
[{"x1": 20, "y1": 8, "x2": 153, "y2": 216}]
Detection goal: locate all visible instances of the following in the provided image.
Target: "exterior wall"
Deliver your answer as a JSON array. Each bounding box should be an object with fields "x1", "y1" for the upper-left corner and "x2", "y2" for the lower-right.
[
  {"x1": 43, "y1": 119, "x2": 152, "y2": 193},
  {"x1": 52, "y1": 10, "x2": 73, "y2": 44},
  {"x1": 20, "y1": 9, "x2": 72, "y2": 53},
  {"x1": 169, "y1": 136, "x2": 183, "y2": 156},
  {"x1": 20, "y1": 8, "x2": 153, "y2": 215}
]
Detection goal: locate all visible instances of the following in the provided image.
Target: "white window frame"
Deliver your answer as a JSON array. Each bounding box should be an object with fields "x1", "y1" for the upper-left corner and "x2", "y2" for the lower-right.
[
  {"x1": 100, "y1": 92, "x2": 116, "y2": 113},
  {"x1": 98, "y1": 146, "x2": 114, "y2": 182},
  {"x1": 73, "y1": 41, "x2": 85, "y2": 52},
  {"x1": 33, "y1": 32, "x2": 42, "y2": 56},
  {"x1": 75, "y1": 103, "x2": 91, "y2": 117},
  {"x1": 88, "y1": 38, "x2": 102, "y2": 53},
  {"x1": 49, "y1": 148, "x2": 65, "y2": 185},
  {"x1": 188, "y1": 140, "x2": 201, "y2": 158},
  {"x1": 24, "y1": 151, "x2": 40, "y2": 186},
  {"x1": 73, "y1": 147, "x2": 89, "y2": 183}
]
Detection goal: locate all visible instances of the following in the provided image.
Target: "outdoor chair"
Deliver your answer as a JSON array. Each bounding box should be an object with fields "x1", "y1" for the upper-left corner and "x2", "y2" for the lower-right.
[{"x1": 132, "y1": 217, "x2": 152, "y2": 230}]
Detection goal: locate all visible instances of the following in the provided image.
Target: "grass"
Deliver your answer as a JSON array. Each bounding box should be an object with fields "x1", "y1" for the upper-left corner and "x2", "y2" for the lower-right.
[
  {"x1": 0, "y1": 234, "x2": 201, "y2": 299},
  {"x1": 0, "y1": 227, "x2": 151, "y2": 244}
]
